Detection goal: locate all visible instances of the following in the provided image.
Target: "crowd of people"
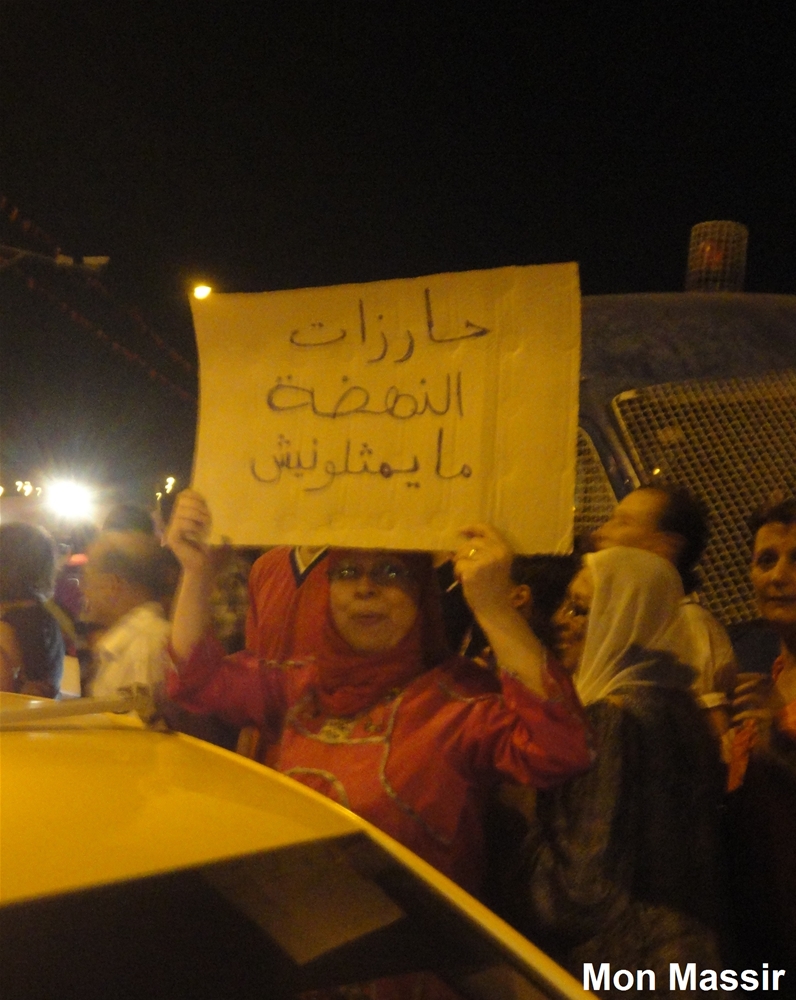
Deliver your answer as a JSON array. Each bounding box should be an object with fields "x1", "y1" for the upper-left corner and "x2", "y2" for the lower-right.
[{"x1": 1, "y1": 484, "x2": 794, "y2": 997}]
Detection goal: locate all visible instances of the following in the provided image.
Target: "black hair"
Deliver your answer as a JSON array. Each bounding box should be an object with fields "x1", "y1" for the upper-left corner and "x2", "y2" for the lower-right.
[
  {"x1": 510, "y1": 553, "x2": 580, "y2": 619},
  {"x1": 66, "y1": 521, "x2": 99, "y2": 555},
  {"x1": 103, "y1": 503, "x2": 156, "y2": 534},
  {"x1": 640, "y1": 483, "x2": 710, "y2": 593},
  {"x1": 748, "y1": 497, "x2": 796, "y2": 536},
  {"x1": 0, "y1": 523, "x2": 58, "y2": 601},
  {"x1": 92, "y1": 538, "x2": 179, "y2": 601},
  {"x1": 510, "y1": 553, "x2": 580, "y2": 650}
]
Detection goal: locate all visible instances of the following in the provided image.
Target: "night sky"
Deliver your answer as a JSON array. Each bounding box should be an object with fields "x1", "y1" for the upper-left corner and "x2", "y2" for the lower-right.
[{"x1": 2, "y1": 1, "x2": 795, "y2": 499}]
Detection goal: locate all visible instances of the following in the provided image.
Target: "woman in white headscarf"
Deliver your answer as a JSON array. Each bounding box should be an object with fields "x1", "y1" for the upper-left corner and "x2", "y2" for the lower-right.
[{"x1": 507, "y1": 547, "x2": 728, "y2": 993}]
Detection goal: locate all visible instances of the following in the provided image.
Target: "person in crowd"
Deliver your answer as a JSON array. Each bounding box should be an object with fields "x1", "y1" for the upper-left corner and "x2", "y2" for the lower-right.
[
  {"x1": 103, "y1": 502, "x2": 184, "y2": 616},
  {"x1": 245, "y1": 545, "x2": 330, "y2": 658},
  {"x1": 102, "y1": 502, "x2": 157, "y2": 535},
  {"x1": 210, "y1": 548, "x2": 264, "y2": 655},
  {"x1": 508, "y1": 546, "x2": 726, "y2": 988},
  {"x1": 730, "y1": 498, "x2": 796, "y2": 765},
  {"x1": 724, "y1": 498, "x2": 796, "y2": 972},
  {"x1": 0, "y1": 522, "x2": 65, "y2": 698},
  {"x1": 46, "y1": 549, "x2": 80, "y2": 660},
  {"x1": 84, "y1": 529, "x2": 239, "y2": 747},
  {"x1": 231, "y1": 544, "x2": 329, "y2": 757},
  {"x1": 164, "y1": 490, "x2": 592, "y2": 898},
  {"x1": 50, "y1": 522, "x2": 100, "y2": 695},
  {"x1": 240, "y1": 543, "x2": 535, "y2": 758},
  {"x1": 456, "y1": 553, "x2": 579, "y2": 661},
  {"x1": 82, "y1": 531, "x2": 177, "y2": 698},
  {"x1": 52, "y1": 521, "x2": 98, "y2": 626},
  {"x1": 593, "y1": 483, "x2": 737, "y2": 734},
  {"x1": 240, "y1": 544, "x2": 561, "y2": 751},
  {"x1": 475, "y1": 553, "x2": 581, "y2": 917},
  {"x1": 508, "y1": 553, "x2": 580, "y2": 655},
  {"x1": 745, "y1": 497, "x2": 796, "y2": 757},
  {"x1": 57, "y1": 505, "x2": 156, "y2": 648}
]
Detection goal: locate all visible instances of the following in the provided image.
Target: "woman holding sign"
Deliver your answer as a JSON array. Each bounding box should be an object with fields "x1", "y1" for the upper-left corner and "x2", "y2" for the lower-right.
[{"x1": 165, "y1": 490, "x2": 592, "y2": 897}]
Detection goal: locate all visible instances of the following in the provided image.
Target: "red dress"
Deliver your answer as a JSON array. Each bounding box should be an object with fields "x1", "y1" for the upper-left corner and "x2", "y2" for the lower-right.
[{"x1": 168, "y1": 637, "x2": 591, "y2": 896}]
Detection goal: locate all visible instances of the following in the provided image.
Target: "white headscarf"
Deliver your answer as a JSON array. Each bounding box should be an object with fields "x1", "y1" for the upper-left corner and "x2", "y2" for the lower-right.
[{"x1": 575, "y1": 546, "x2": 697, "y2": 706}]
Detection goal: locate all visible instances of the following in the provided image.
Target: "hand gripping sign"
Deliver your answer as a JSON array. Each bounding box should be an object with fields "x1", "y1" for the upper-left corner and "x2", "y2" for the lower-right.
[{"x1": 190, "y1": 262, "x2": 581, "y2": 554}]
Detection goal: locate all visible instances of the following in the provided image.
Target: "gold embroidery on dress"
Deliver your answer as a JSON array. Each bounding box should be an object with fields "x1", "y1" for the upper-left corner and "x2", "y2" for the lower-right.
[
  {"x1": 288, "y1": 690, "x2": 397, "y2": 745},
  {"x1": 377, "y1": 693, "x2": 454, "y2": 848},
  {"x1": 317, "y1": 716, "x2": 357, "y2": 742},
  {"x1": 283, "y1": 767, "x2": 350, "y2": 808}
]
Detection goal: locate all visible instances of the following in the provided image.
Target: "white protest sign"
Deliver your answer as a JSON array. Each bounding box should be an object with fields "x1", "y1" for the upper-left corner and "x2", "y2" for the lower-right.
[{"x1": 191, "y1": 262, "x2": 580, "y2": 552}]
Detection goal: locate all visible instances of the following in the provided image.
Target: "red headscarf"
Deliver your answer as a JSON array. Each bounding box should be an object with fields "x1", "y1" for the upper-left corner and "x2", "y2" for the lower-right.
[{"x1": 315, "y1": 550, "x2": 451, "y2": 717}]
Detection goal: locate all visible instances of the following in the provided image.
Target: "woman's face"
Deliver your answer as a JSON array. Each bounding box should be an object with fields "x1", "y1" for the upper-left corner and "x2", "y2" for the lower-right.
[
  {"x1": 751, "y1": 521, "x2": 796, "y2": 631},
  {"x1": 329, "y1": 551, "x2": 420, "y2": 655},
  {"x1": 552, "y1": 566, "x2": 594, "y2": 674}
]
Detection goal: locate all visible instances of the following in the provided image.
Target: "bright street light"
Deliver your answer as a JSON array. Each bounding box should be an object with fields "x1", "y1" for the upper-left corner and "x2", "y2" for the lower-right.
[
  {"x1": 45, "y1": 480, "x2": 95, "y2": 521},
  {"x1": 193, "y1": 284, "x2": 212, "y2": 299}
]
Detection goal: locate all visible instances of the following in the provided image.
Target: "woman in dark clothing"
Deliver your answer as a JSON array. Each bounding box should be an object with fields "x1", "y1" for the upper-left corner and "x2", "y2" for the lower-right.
[
  {"x1": 0, "y1": 523, "x2": 64, "y2": 698},
  {"x1": 508, "y1": 547, "x2": 726, "y2": 996},
  {"x1": 723, "y1": 499, "x2": 796, "y2": 973}
]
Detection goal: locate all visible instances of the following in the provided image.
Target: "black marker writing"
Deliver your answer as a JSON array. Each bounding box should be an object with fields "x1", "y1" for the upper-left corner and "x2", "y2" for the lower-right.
[
  {"x1": 425, "y1": 288, "x2": 490, "y2": 343},
  {"x1": 250, "y1": 437, "x2": 320, "y2": 484},
  {"x1": 267, "y1": 373, "x2": 462, "y2": 420},
  {"x1": 394, "y1": 331, "x2": 414, "y2": 363},
  {"x1": 286, "y1": 291, "x2": 490, "y2": 358},
  {"x1": 435, "y1": 427, "x2": 473, "y2": 480},
  {"x1": 367, "y1": 331, "x2": 388, "y2": 364},
  {"x1": 303, "y1": 439, "x2": 421, "y2": 493},
  {"x1": 290, "y1": 322, "x2": 347, "y2": 347}
]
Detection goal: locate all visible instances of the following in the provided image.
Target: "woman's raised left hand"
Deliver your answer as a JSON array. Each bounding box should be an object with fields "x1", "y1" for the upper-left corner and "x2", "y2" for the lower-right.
[
  {"x1": 453, "y1": 524, "x2": 515, "y2": 619},
  {"x1": 453, "y1": 524, "x2": 547, "y2": 696}
]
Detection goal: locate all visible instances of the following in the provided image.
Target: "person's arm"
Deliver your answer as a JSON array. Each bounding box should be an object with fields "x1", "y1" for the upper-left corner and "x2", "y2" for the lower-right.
[
  {"x1": 772, "y1": 660, "x2": 796, "y2": 747},
  {"x1": 775, "y1": 660, "x2": 796, "y2": 707},
  {"x1": 0, "y1": 621, "x2": 23, "y2": 691},
  {"x1": 453, "y1": 524, "x2": 548, "y2": 698},
  {"x1": 163, "y1": 489, "x2": 218, "y2": 661}
]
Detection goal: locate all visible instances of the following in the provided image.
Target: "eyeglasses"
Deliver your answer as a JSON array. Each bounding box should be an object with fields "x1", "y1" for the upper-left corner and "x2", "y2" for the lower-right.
[
  {"x1": 560, "y1": 601, "x2": 590, "y2": 619},
  {"x1": 328, "y1": 561, "x2": 414, "y2": 586}
]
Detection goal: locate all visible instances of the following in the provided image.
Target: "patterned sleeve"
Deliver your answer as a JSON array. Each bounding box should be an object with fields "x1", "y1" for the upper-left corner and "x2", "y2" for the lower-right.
[
  {"x1": 456, "y1": 657, "x2": 594, "y2": 788},
  {"x1": 166, "y1": 634, "x2": 288, "y2": 741}
]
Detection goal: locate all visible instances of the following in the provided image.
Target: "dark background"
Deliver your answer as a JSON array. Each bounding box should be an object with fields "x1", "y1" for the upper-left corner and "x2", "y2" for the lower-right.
[{"x1": 2, "y1": 1, "x2": 794, "y2": 500}]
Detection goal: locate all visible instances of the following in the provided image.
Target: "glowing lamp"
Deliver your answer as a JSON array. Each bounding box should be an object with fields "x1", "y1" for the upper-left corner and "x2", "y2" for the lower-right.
[
  {"x1": 45, "y1": 480, "x2": 94, "y2": 521},
  {"x1": 193, "y1": 285, "x2": 212, "y2": 300}
]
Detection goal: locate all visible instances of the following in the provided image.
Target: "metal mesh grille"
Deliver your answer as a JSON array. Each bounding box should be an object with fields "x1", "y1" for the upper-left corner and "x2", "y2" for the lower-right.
[
  {"x1": 574, "y1": 427, "x2": 618, "y2": 540},
  {"x1": 612, "y1": 370, "x2": 796, "y2": 623}
]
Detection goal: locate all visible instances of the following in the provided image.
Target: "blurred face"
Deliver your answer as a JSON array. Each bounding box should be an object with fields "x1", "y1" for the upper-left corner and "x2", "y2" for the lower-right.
[
  {"x1": 329, "y1": 551, "x2": 419, "y2": 654},
  {"x1": 552, "y1": 567, "x2": 594, "y2": 674},
  {"x1": 593, "y1": 490, "x2": 674, "y2": 562},
  {"x1": 751, "y1": 522, "x2": 796, "y2": 633},
  {"x1": 81, "y1": 562, "x2": 121, "y2": 627}
]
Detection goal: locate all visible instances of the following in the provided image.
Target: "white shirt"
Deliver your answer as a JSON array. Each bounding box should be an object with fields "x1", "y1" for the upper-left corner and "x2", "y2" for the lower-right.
[
  {"x1": 89, "y1": 602, "x2": 171, "y2": 699},
  {"x1": 678, "y1": 596, "x2": 737, "y2": 709}
]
